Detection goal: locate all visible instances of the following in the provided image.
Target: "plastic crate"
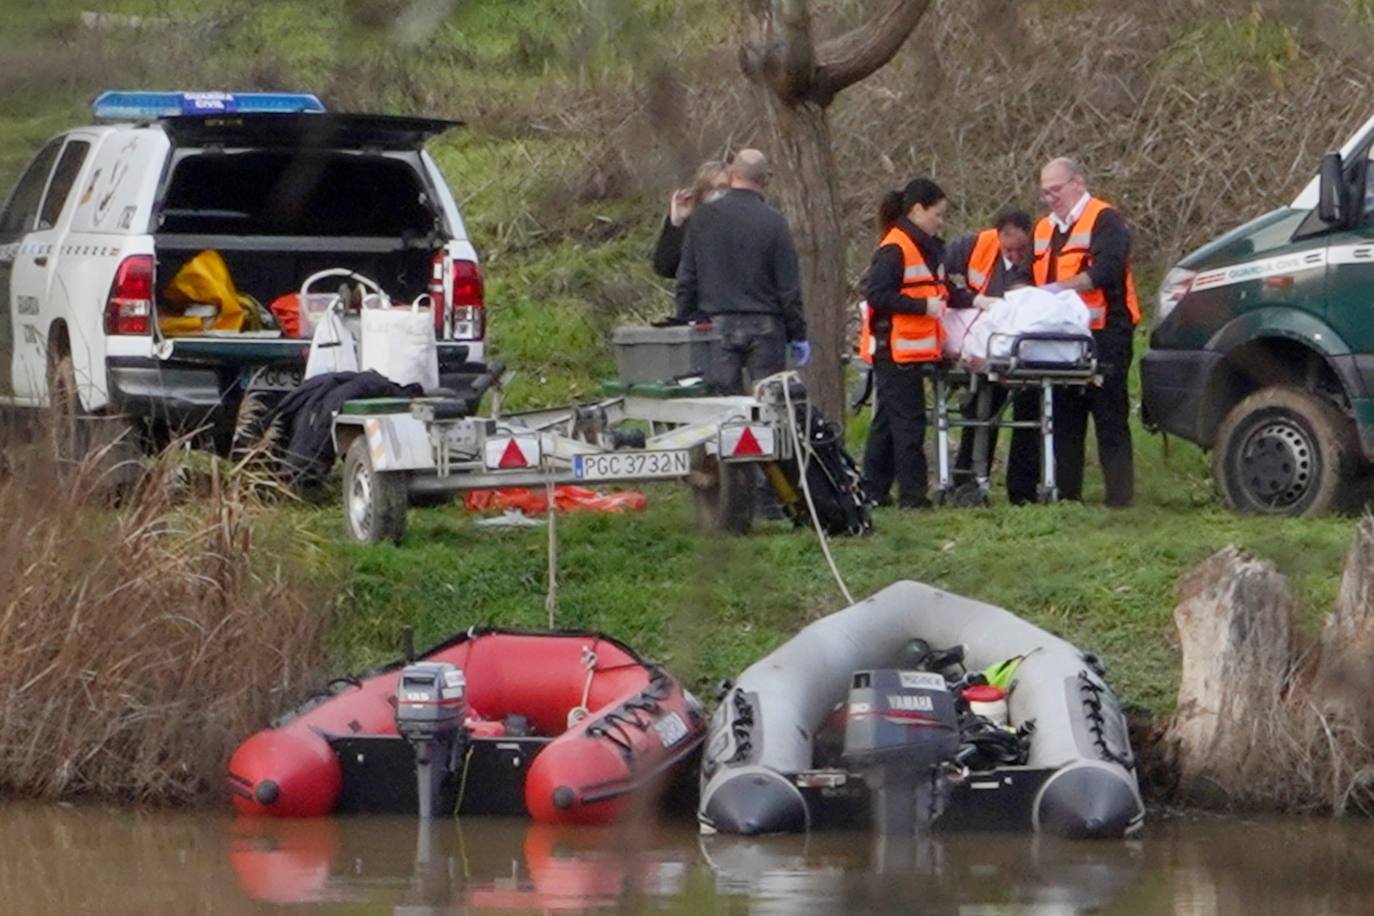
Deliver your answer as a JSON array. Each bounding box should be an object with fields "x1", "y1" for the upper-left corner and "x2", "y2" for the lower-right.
[{"x1": 612, "y1": 324, "x2": 718, "y2": 385}]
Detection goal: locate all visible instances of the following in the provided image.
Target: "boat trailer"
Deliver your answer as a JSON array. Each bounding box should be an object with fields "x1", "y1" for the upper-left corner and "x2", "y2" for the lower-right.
[{"x1": 332, "y1": 379, "x2": 800, "y2": 544}]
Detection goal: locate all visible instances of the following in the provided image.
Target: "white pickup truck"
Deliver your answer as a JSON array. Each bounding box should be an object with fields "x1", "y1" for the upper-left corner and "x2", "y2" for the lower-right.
[{"x1": 0, "y1": 91, "x2": 487, "y2": 454}]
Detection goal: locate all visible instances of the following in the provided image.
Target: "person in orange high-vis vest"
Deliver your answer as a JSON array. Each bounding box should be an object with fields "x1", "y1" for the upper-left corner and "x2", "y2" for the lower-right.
[
  {"x1": 943, "y1": 210, "x2": 1038, "y2": 502},
  {"x1": 860, "y1": 178, "x2": 950, "y2": 509},
  {"x1": 1033, "y1": 157, "x2": 1140, "y2": 506}
]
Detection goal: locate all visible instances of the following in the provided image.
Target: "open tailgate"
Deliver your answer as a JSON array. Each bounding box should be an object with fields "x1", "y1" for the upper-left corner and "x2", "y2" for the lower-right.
[{"x1": 161, "y1": 112, "x2": 461, "y2": 150}]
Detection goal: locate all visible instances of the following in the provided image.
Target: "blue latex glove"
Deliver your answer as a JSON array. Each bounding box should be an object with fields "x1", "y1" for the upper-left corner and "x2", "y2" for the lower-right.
[
  {"x1": 789, "y1": 340, "x2": 812, "y2": 368},
  {"x1": 1043, "y1": 282, "x2": 1064, "y2": 294}
]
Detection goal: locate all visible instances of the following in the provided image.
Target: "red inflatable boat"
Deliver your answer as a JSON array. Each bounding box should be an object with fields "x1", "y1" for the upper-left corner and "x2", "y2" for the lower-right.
[{"x1": 227, "y1": 628, "x2": 704, "y2": 824}]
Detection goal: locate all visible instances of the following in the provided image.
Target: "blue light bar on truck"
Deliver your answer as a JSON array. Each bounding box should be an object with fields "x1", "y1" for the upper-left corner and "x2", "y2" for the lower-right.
[{"x1": 92, "y1": 91, "x2": 326, "y2": 121}]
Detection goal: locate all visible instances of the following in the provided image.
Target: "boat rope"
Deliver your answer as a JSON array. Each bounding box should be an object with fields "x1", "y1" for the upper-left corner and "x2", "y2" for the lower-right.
[
  {"x1": 586, "y1": 669, "x2": 671, "y2": 761},
  {"x1": 1078, "y1": 672, "x2": 1136, "y2": 770},
  {"x1": 271, "y1": 675, "x2": 364, "y2": 727},
  {"x1": 725, "y1": 688, "x2": 755, "y2": 764},
  {"x1": 451, "y1": 743, "x2": 475, "y2": 816},
  {"x1": 545, "y1": 474, "x2": 559, "y2": 628},
  {"x1": 772, "y1": 372, "x2": 854, "y2": 605},
  {"x1": 567, "y1": 645, "x2": 599, "y2": 729}
]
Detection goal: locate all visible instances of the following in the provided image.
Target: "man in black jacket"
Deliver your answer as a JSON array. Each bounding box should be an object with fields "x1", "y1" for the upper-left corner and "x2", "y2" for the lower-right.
[
  {"x1": 944, "y1": 210, "x2": 1039, "y2": 502},
  {"x1": 675, "y1": 149, "x2": 809, "y2": 394}
]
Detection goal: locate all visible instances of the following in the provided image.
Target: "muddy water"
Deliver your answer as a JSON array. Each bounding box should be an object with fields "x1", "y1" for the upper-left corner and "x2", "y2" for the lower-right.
[{"x1": 2, "y1": 804, "x2": 1374, "y2": 914}]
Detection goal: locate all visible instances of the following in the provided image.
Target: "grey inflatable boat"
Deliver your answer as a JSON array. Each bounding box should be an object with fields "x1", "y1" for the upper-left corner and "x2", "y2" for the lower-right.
[{"x1": 698, "y1": 581, "x2": 1144, "y2": 839}]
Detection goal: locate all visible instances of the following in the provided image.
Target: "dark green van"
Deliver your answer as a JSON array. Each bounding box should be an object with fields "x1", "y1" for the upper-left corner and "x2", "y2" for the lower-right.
[{"x1": 1142, "y1": 129, "x2": 1374, "y2": 516}]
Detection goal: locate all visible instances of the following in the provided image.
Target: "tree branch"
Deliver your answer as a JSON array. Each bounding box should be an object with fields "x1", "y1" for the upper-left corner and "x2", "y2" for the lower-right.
[
  {"x1": 773, "y1": 0, "x2": 816, "y2": 100},
  {"x1": 813, "y1": 0, "x2": 931, "y2": 97}
]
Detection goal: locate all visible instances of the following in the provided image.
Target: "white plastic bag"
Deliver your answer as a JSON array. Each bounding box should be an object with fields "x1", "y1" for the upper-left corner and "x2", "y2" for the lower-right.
[
  {"x1": 940, "y1": 307, "x2": 983, "y2": 360},
  {"x1": 360, "y1": 295, "x2": 439, "y2": 390},
  {"x1": 960, "y1": 288, "x2": 1091, "y2": 369},
  {"x1": 304, "y1": 302, "x2": 359, "y2": 380}
]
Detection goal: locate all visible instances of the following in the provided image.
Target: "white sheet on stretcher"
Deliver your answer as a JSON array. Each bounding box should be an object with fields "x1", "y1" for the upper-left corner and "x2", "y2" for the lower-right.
[{"x1": 944, "y1": 287, "x2": 1092, "y2": 370}]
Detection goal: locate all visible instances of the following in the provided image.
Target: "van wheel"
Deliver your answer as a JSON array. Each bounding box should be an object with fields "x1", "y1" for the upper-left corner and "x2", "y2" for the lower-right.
[
  {"x1": 343, "y1": 436, "x2": 408, "y2": 543},
  {"x1": 1213, "y1": 386, "x2": 1356, "y2": 516},
  {"x1": 693, "y1": 456, "x2": 754, "y2": 534}
]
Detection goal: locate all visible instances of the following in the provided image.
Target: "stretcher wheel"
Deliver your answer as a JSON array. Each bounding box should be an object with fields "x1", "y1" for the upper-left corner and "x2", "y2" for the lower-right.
[
  {"x1": 949, "y1": 481, "x2": 989, "y2": 508},
  {"x1": 342, "y1": 436, "x2": 408, "y2": 544}
]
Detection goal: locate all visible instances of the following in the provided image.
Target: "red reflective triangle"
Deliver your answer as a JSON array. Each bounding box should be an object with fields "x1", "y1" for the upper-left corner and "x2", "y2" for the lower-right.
[
  {"x1": 733, "y1": 427, "x2": 763, "y2": 457},
  {"x1": 498, "y1": 438, "x2": 528, "y2": 468}
]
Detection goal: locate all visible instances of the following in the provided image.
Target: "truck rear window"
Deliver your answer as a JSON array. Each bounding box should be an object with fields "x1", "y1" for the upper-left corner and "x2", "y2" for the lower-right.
[{"x1": 158, "y1": 150, "x2": 436, "y2": 236}]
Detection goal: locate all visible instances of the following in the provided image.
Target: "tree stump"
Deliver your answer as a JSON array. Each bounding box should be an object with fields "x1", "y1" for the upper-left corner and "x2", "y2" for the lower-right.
[
  {"x1": 1163, "y1": 547, "x2": 1295, "y2": 806},
  {"x1": 1308, "y1": 517, "x2": 1374, "y2": 811},
  {"x1": 1316, "y1": 517, "x2": 1374, "y2": 726}
]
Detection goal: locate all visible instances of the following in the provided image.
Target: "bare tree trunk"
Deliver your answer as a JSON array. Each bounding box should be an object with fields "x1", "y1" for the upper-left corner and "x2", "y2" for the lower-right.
[
  {"x1": 741, "y1": 0, "x2": 931, "y2": 421},
  {"x1": 756, "y1": 92, "x2": 847, "y2": 423}
]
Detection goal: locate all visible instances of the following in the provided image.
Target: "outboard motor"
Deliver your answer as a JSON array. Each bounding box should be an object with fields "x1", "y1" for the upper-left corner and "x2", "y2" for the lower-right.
[
  {"x1": 394, "y1": 662, "x2": 468, "y2": 818},
  {"x1": 842, "y1": 669, "x2": 959, "y2": 835}
]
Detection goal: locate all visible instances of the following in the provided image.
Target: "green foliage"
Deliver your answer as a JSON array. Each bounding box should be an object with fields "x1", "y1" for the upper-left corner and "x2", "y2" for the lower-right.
[
  {"x1": 3, "y1": 0, "x2": 1370, "y2": 735},
  {"x1": 1155, "y1": 11, "x2": 1300, "y2": 87}
]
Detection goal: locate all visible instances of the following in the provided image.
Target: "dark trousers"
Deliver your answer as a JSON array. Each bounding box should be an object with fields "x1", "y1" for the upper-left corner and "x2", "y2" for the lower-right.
[
  {"x1": 706, "y1": 313, "x2": 787, "y2": 395},
  {"x1": 953, "y1": 385, "x2": 1007, "y2": 485},
  {"x1": 1005, "y1": 390, "x2": 1042, "y2": 505},
  {"x1": 1054, "y1": 330, "x2": 1134, "y2": 506},
  {"x1": 953, "y1": 386, "x2": 1041, "y2": 504},
  {"x1": 863, "y1": 357, "x2": 929, "y2": 507}
]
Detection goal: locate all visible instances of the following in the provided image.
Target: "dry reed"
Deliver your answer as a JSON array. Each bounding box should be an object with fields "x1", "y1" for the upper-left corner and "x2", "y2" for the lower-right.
[{"x1": 0, "y1": 424, "x2": 334, "y2": 805}]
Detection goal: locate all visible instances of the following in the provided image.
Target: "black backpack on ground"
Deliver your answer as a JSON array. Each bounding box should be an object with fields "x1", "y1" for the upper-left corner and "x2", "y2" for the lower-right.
[{"x1": 774, "y1": 401, "x2": 873, "y2": 537}]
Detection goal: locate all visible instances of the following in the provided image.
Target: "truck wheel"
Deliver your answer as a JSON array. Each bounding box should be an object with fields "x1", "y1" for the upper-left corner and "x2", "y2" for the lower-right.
[
  {"x1": 47, "y1": 351, "x2": 85, "y2": 463},
  {"x1": 343, "y1": 436, "x2": 408, "y2": 543},
  {"x1": 231, "y1": 389, "x2": 285, "y2": 479},
  {"x1": 693, "y1": 456, "x2": 754, "y2": 534},
  {"x1": 1213, "y1": 386, "x2": 1356, "y2": 516}
]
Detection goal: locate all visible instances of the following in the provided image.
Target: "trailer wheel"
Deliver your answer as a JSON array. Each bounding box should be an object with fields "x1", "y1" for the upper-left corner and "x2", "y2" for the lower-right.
[
  {"x1": 1213, "y1": 385, "x2": 1356, "y2": 517},
  {"x1": 343, "y1": 436, "x2": 408, "y2": 543},
  {"x1": 694, "y1": 456, "x2": 754, "y2": 534}
]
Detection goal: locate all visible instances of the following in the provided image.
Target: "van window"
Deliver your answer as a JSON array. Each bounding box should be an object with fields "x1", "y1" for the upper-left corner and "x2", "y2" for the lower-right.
[
  {"x1": 37, "y1": 140, "x2": 91, "y2": 230},
  {"x1": 158, "y1": 150, "x2": 437, "y2": 237},
  {"x1": 0, "y1": 138, "x2": 63, "y2": 236}
]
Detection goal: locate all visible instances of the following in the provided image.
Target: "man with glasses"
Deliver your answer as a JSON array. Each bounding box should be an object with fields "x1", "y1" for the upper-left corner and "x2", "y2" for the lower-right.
[{"x1": 1032, "y1": 157, "x2": 1141, "y2": 507}]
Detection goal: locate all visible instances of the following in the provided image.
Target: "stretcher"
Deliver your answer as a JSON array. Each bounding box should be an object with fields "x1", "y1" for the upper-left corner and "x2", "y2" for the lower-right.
[{"x1": 931, "y1": 332, "x2": 1100, "y2": 506}]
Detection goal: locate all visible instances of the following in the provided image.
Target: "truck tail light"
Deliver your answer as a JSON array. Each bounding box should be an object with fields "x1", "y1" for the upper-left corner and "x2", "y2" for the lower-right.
[
  {"x1": 430, "y1": 253, "x2": 485, "y2": 340},
  {"x1": 103, "y1": 255, "x2": 154, "y2": 335},
  {"x1": 1155, "y1": 266, "x2": 1196, "y2": 327}
]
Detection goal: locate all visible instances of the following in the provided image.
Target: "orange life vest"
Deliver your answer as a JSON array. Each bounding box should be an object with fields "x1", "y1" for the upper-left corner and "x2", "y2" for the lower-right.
[
  {"x1": 964, "y1": 228, "x2": 1002, "y2": 295},
  {"x1": 1032, "y1": 197, "x2": 1140, "y2": 330},
  {"x1": 856, "y1": 300, "x2": 875, "y2": 365},
  {"x1": 860, "y1": 226, "x2": 946, "y2": 364}
]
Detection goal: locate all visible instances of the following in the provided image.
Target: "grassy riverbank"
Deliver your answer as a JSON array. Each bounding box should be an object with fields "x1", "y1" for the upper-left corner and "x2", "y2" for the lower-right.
[
  {"x1": 301, "y1": 446, "x2": 1359, "y2": 721},
  {"x1": 4, "y1": 1, "x2": 1374, "y2": 804}
]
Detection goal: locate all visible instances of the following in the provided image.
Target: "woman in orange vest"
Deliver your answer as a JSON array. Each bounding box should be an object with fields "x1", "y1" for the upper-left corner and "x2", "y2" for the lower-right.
[{"x1": 860, "y1": 178, "x2": 949, "y2": 509}]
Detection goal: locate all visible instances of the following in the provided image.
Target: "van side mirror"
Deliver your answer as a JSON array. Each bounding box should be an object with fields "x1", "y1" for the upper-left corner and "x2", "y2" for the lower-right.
[{"x1": 1318, "y1": 151, "x2": 1346, "y2": 225}]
